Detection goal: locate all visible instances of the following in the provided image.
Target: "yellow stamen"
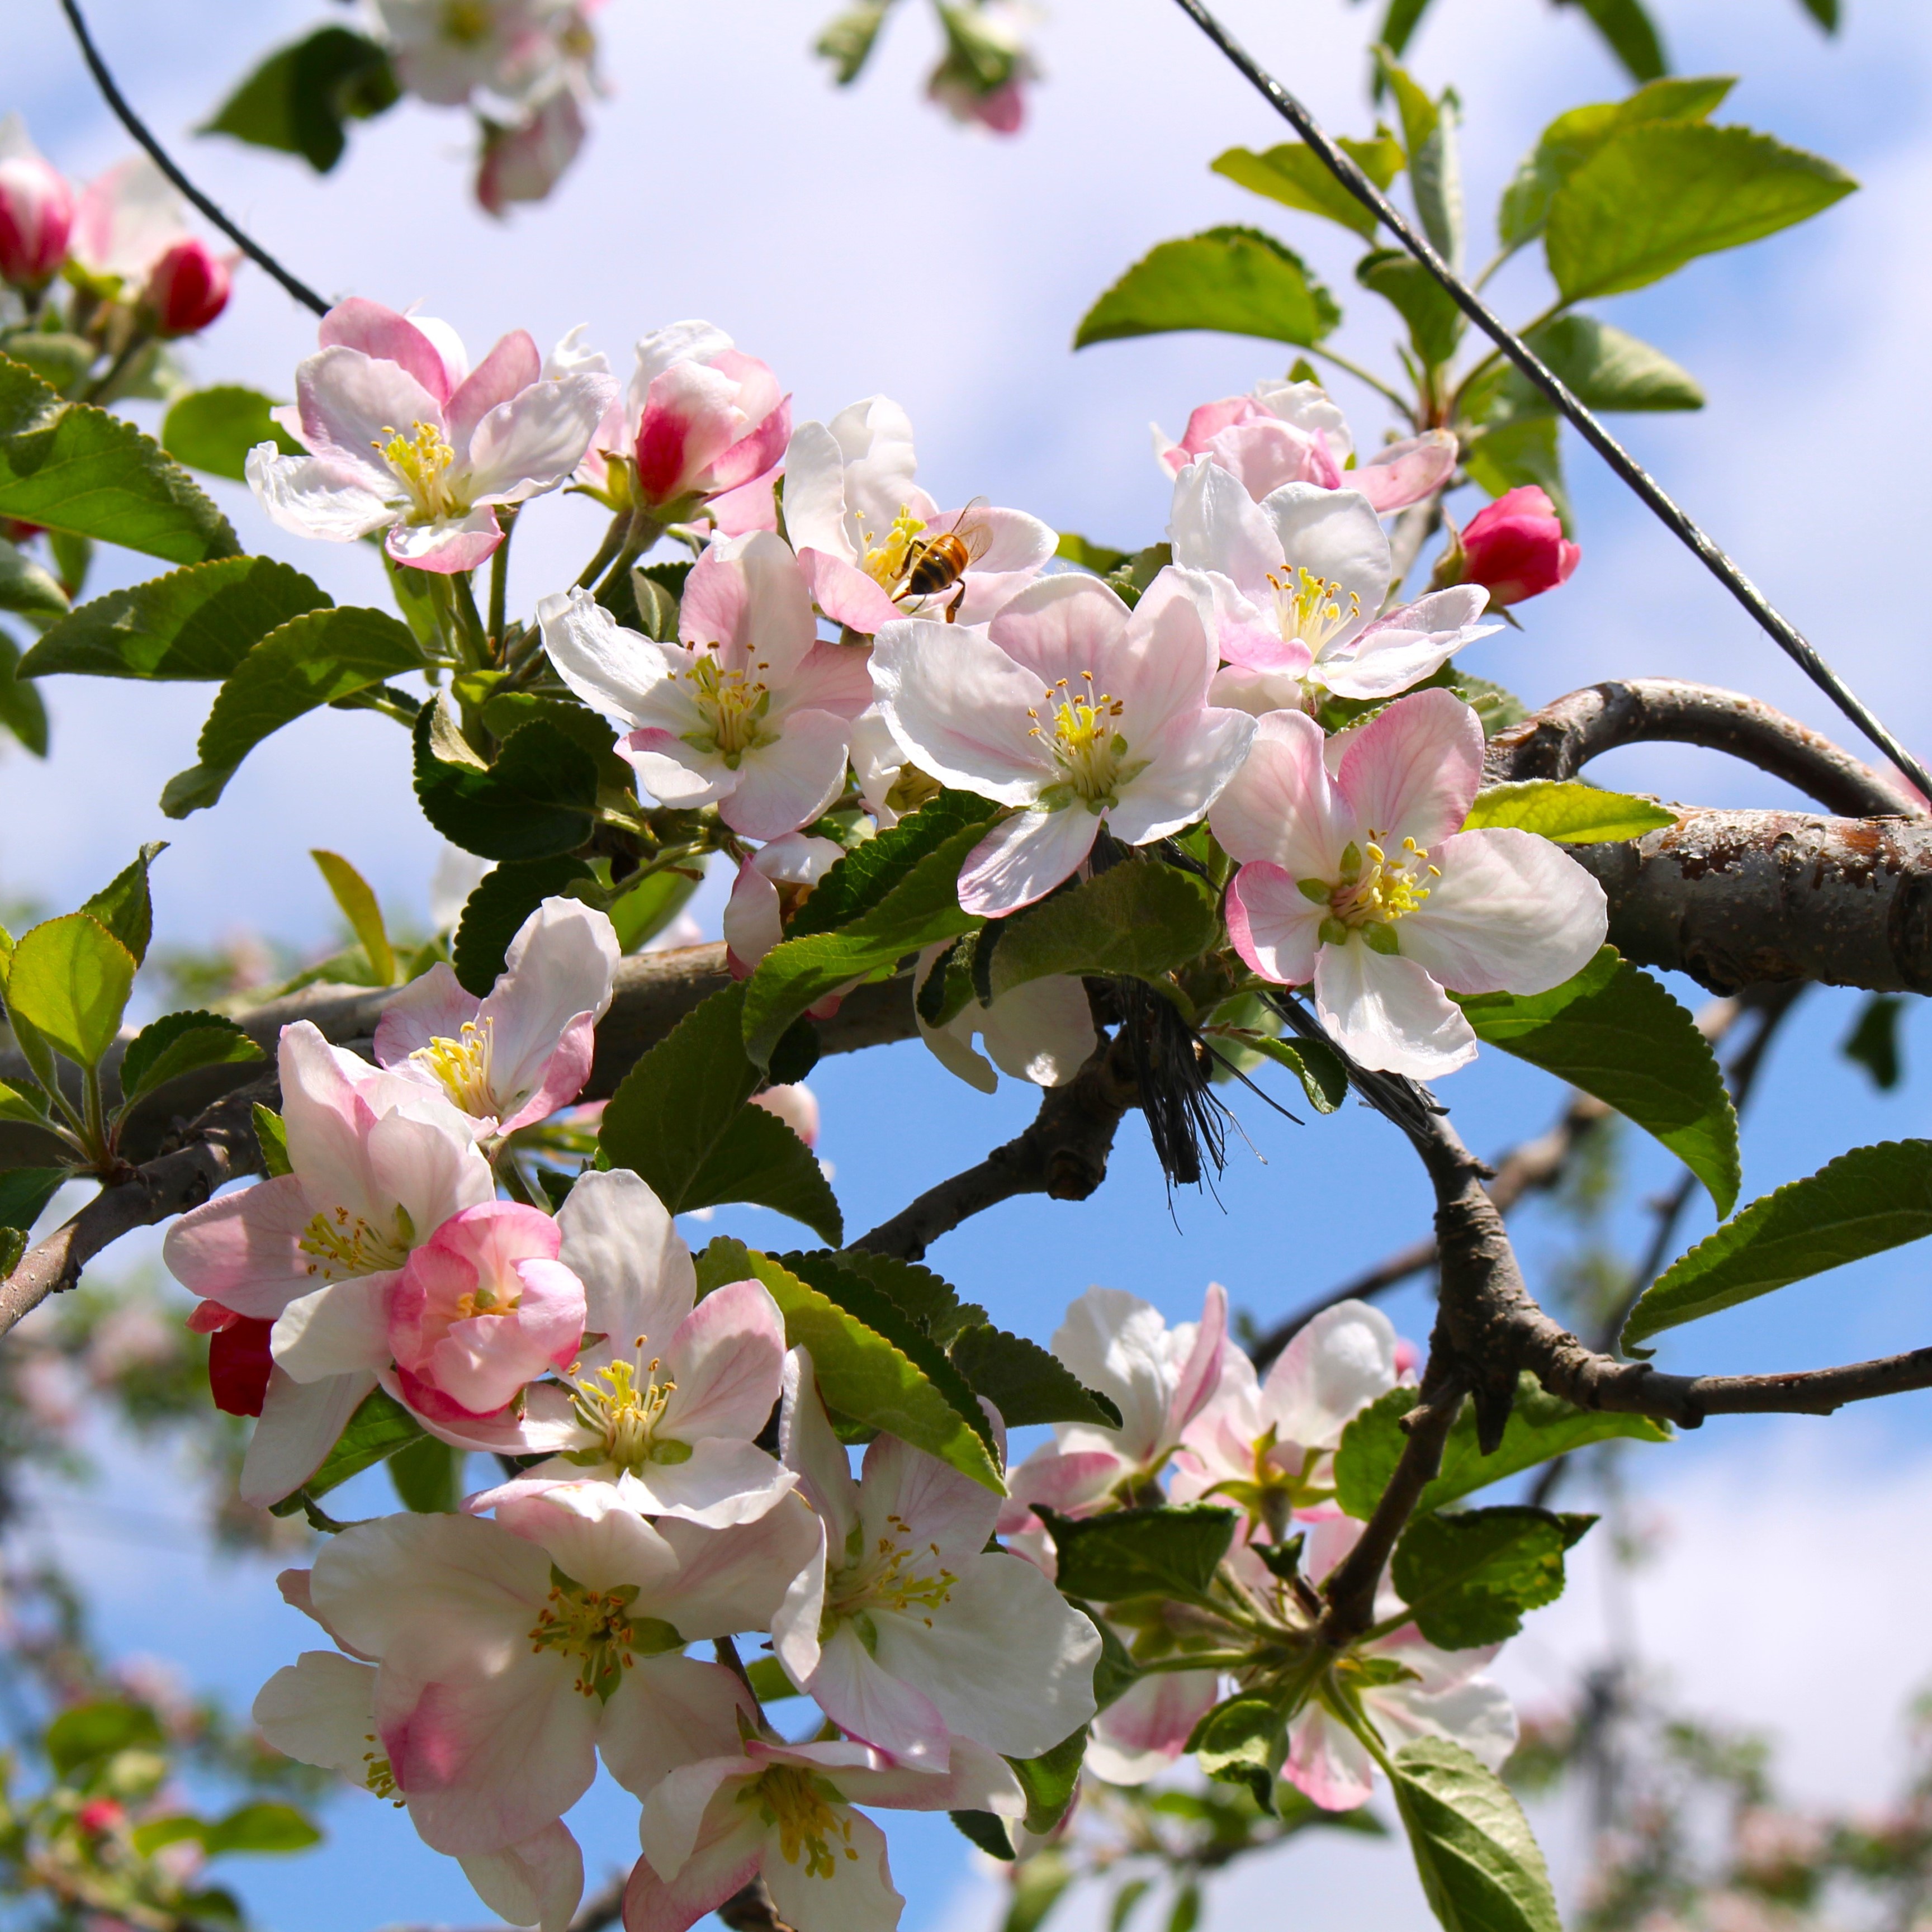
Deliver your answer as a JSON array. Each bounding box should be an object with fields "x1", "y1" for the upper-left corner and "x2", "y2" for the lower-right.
[
  {"x1": 566, "y1": 1357, "x2": 685, "y2": 1473},
  {"x1": 1026, "y1": 671, "x2": 1135, "y2": 808},
  {"x1": 374, "y1": 421, "x2": 460, "y2": 524},
  {"x1": 745, "y1": 1765, "x2": 858, "y2": 1881},
  {"x1": 411, "y1": 1016, "x2": 495, "y2": 1116},
  {"x1": 680, "y1": 646, "x2": 773, "y2": 768},
  {"x1": 854, "y1": 504, "x2": 928, "y2": 591},
  {"x1": 297, "y1": 1203, "x2": 414, "y2": 1280},
  {"x1": 1266, "y1": 565, "x2": 1361, "y2": 651}
]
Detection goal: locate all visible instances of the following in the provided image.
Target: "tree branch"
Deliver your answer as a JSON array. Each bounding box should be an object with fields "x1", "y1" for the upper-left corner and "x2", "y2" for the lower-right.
[
  {"x1": 1486, "y1": 679, "x2": 1924, "y2": 820},
  {"x1": 851, "y1": 1035, "x2": 1140, "y2": 1261}
]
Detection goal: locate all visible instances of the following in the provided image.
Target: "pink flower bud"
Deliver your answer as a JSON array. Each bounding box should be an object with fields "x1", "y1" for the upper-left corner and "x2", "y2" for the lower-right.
[
  {"x1": 1453, "y1": 486, "x2": 1579, "y2": 608},
  {"x1": 389, "y1": 1201, "x2": 586, "y2": 1423},
  {"x1": 207, "y1": 1315, "x2": 273, "y2": 1417},
  {"x1": 0, "y1": 154, "x2": 74, "y2": 290},
  {"x1": 77, "y1": 1799, "x2": 126, "y2": 1835},
  {"x1": 139, "y1": 237, "x2": 231, "y2": 338}
]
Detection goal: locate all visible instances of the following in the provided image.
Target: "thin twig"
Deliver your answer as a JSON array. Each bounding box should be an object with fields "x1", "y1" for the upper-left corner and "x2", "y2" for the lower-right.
[
  {"x1": 1166, "y1": 0, "x2": 1932, "y2": 801},
  {"x1": 57, "y1": 0, "x2": 330, "y2": 318},
  {"x1": 851, "y1": 1035, "x2": 1140, "y2": 1260}
]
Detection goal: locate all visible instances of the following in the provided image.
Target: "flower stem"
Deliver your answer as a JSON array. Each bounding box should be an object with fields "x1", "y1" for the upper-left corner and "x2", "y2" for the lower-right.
[
  {"x1": 487, "y1": 506, "x2": 518, "y2": 656},
  {"x1": 576, "y1": 509, "x2": 632, "y2": 590}
]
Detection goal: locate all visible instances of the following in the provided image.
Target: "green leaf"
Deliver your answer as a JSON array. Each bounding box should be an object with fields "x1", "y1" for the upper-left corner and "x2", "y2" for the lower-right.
[
  {"x1": 1055, "y1": 532, "x2": 1133, "y2": 576},
  {"x1": 816, "y1": 2, "x2": 892, "y2": 82},
  {"x1": 478, "y1": 690, "x2": 630, "y2": 789},
  {"x1": 0, "y1": 356, "x2": 238, "y2": 564},
  {"x1": 1498, "y1": 76, "x2": 1736, "y2": 248},
  {"x1": 950, "y1": 1808, "x2": 1014, "y2": 1859},
  {"x1": 1038, "y1": 1505, "x2": 1237, "y2": 1603},
  {"x1": 1239, "y1": 1034, "x2": 1348, "y2": 1113},
  {"x1": 1167, "y1": 1884, "x2": 1201, "y2": 1932},
  {"x1": 1376, "y1": 51, "x2": 1462, "y2": 268},
  {"x1": 716, "y1": 1241, "x2": 1001, "y2": 1491},
  {"x1": 1462, "y1": 416, "x2": 1568, "y2": 525},
  {"x1": 311, "y1": 849, "x2": 395, "y2": 986},
  {"x1": 1191, "y1": 1694, "x2": 1287, "y2": 1810},
  {"x1": 81, "y1": 843, "x2": 164, "y2": 965},
  {"x1": 949, "y1": 1323, "x2": 1124, "y2": 1428},
  {"x1": 1623, "y1": 1139, "x2": 1932, "y2": 1353},
  {"x1": 608, "y1": 862, "x2": 704, "y2": 953},
  {"x1": 1489, "y1": 314, "x2": 1704, "y2": 421},
  {"x1": 387, "y1": 1433, "x2": 460, "y2": 1513},
  {"x1": 413, "y1": 704, "x2": 600, "y2": 861},
  {"x1": 1449, "y1": 671, "x2": 1531, "y2": 740},
  {"x1": 1842, "y1": 993, "x2": 1905, "y2": 1092},
  {"x1": 1457, "y1": 947, "x2": 1739, "y2": 1215},
  {"x1": 1075, "y1": 228, "x2": 1341, "y2": 351},
  {"x1": 787, "y1": 790, "x2": 993, "y2": 937},
  {"x1": 744, "y1": 1656, "x2": 801, "y2": 1702},
  {"x1": 741, "y1": 816, "x2": 992, "y2": 1068},
  {"x1": 202, "y1": 26, "x2": 399, "y2": 171},
  {"x1": 3, "y1": 332, "x2": 95, "y2": 397},
  {"x1": 0, "y1": 1167, "x2": 71, "y2": 1233},
  {"x1": 270, "y1": 1387, "x2": 423, "y2": 1513},
  {"x1": 599, "y1": 984, "x2": 842, "y2": 1242},
  {"x1": 164, "y1": 605, "x2": 423, "y2": 817},
  {"x1": 1462, "y1": 779, "x2": 1676, "y2": 844},
  {"x1": 1391, "y1": 1506, "x2": 1591, "y2": 1649},
  {"x1": 201, "y1": 1801, "x2": 324, "y2": 1857},
  {"x1": 253, "y1": 1104, "x2": 292, "y2": 1177},
  {"x1": 1356, "y1": 248, "x2": 1464, "y2": 370},
  {"x1": 162, "y1": 386, "x2": 305, "y2": 482},
  {"x1": 1334, "y1": 1378, "x2": 1669, "y2": 1521},
  {"x1": 1547, "y1": 122, "x2": 1856, "y2": 302},
  {"x1": 452, "y1": 857, "x2": 596, "y2": 993},
  {"x1": 1800, "y1": 0, "x2": 1838, "y2": 25},
  {"x1": 989, "y1": 861, "x2": 1218, "y2": 998},
  {"x1": 1103, "y1": 543, "x2": 1173, "y2": 610},
  {"x1": 832, "y1": 1247, "x2": 984, "y2": 1346},
  {"x1": 1568, "y1": 0, "x2": 1666, "y2": 83},
  {"x1": 119, "y1": 1010, "x2": 262, "y2": 1102},
  {"x1": 1211, "y1": 135, "x2": 1405, "y2": 239},
  {"x1": 20, "y1": 557, "x2": 332, "y2": 682},
  {"x1": 1003, "y1": 1854, "x2": 1074, "y2": 1932},
  {"x1": 1390, "y1": 1739, "x2": 1561, "y2": 1932},
  {"x1": 0, "y1": 635, "x2": 46, "y2": 756},
  {"x1": 1010, "y1": 1728, "x2": 1090, "y2": 1836},
  {"x1": 46, "y1": 1701, "x2": 162, "y2": 1775},
  {"x1": 0, "y1": 537, "x2": 67, "y2": 618},
  {"x1": 6, "y1": 913, "x2": 134, "y2": 1068}
]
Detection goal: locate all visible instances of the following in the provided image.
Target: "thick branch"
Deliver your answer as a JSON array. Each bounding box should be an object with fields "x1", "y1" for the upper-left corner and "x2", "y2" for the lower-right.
[
  {"x1": 851, "y1": 1036, "x2": 1140, "y2": 1261},
  {"x1": 1486, "y1": 679, "x2": 1924, "y2": 820},
  {"x1": 1570, "y1": 810, "x2": 1932, "y2": 995}
]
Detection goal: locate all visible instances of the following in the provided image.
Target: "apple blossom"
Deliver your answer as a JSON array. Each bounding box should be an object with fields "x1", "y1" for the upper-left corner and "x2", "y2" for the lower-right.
[
  {"x1": 198, "y1": 1308, "x2": 274, "y2": 1418},
  {"x1": 139, "y1": 236, "x2": 232, "y2": 338},
  {"x1": 254, "y1": 1650, "x2": 586, "y2": 1932},
  {"x1": 774, "y1": 1349, "x2": 1100, "y2": 1767},
  {"x1": 1439, "y1": 485, "x2": 1581, "y2": 608},
  {"x1": 925, "y1": 2, "x2": 1039, "y2": 136},
  {"x1": 1214, "y1": 690, "x2": 1608, "y2": 1076},
  {"x1": 1284, "y1": 1519, "x2": 1518, "y2": 1810},
  {"x1": 162, "y1": 1021, "x2": 493, "y2": 1500},
  {"x1": 912, "y1": 943, "x2": 1097, "y2": 1094},
  {"x1": 870, "y1": 572, "x2": 1255, "y2": 914},
  {"x1": 0, "y1": 117, "x2": 74, "y2": 290},
  {"x1": 538, "y1": 534, "x2": 872, "y2": 838},
  {"x1": 478, "y1": 82, "x2": 590, "y2": 216},
  {"x1": 750, "y1": 1083, "x2": 820, "y2": 1148},
  {"x1": 387, "y1": 1201, "x2": 586, "y2": 1424},
  {"x1": 461, "y1": 1169, "x2": 796, "y2": 1526},
  {"x1": 373, "y1": 897, "x2": 620, "y2": 1134},
  {"x1": 629, "y1": 1729, "x2": 1025, "y2": 1932},
  {"x1": 575, "y1": 322, "x2": 789, "y2": 531},
  {"x1": 1172, "y1": 1300, "x2": 1405, "y2": 1532},
  {"x1": 783, "y1": 396, "x2": 1053, "y2": 632},
  {"x1": 1155, "y1": 378, "x2": 1457, "y2": 515},
  {"x1": 722, "y1": 834, "x2": 845, "y2": 973},
  {"x1": 69, "y1": 156, "x2": 191, "y2": 289},
  {"x1": 247, "y1": 299, "x2": 617, "y2": 574},
  {"x1": 1170, "y1": 460, "x2": 1497, "y2": 716},
  {"x1": 273, "y1": 1494, "x2": 815, "y2": 1856},
  {"x1": 373, "y1": 0, "x2": 585, "y2": 107}
]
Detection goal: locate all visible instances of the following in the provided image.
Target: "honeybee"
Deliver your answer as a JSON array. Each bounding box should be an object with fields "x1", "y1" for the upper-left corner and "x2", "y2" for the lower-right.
[{"x1": 897, "y1": 498, "x2": 996, "y2": 622}]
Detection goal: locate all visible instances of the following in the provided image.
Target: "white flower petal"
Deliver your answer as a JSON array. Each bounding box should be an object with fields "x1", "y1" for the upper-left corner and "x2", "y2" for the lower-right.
[
  {"x1": 870, "y1": 620, "x2": 1054, "y2": 803},
  {"x1": 537, "y1": 586, "x2": 672, "y2": 726},
  {"x1": 957, "y1": 806, "x2": 1102, "y2": 915},
  {"x1": 1333, "y1": 685, "x2": 1484, "y2": 849},
  {"x1": 1313, "y1": 940, "x2": 1476, "y2": 1078}
]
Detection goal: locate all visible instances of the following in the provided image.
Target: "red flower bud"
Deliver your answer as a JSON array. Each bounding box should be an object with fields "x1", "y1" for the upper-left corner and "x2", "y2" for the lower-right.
[
  {"x1": 140, "y1": 238, "x2": 231, "y2": 339},
  {"x1": 207, "y1": 1314, "x2": 274, "y2": 1417},
  {"x1": 1454, "y1": 485, "x2": 1579, "y2": 608},
  {"x1": 76, "y1": 1799, "x2": 126, "y2": 1835},
  {"x1": 0, "y1": 154, "x2": 75, "y2": 290}
]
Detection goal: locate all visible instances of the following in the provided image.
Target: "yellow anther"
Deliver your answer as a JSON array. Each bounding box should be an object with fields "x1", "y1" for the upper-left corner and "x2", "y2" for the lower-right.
[
  {"x1": 855, "y1": 504, "x2": 929, "y2": 591},
  {"x1": 680, "y1": 647, "x2": 772, "y2": 765},
  {"x1": 746, "y1": 1765, "x2": 854, "y2": 1881},
  {"x1": 411, "y1": 1016, "x2": 495, "y2": 1115},
  {"x1": 297, "y1": 1204, "x2": 414, "y2": 1281},
  {"x1": 1266, "y1": 564, "x2": 1361, "y2": 651},
  {"x1": 376, "y1": 421, "x2": 460, "y2": 523},
  {"x1": 567, "y1": 1358, "x2": 683, "y2": 1473}
]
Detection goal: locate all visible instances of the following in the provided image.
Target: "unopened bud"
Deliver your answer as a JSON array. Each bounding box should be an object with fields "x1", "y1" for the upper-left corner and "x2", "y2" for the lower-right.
[
  {"x1": 1438, "y1": 485, "x2": 1579, "y2": 608},
  {"x1": 140, "y1": 236, "x2": 232, "y2": 338},
  {"x1": 0, "y1": 154, "x2": 75, "y2": 290}
]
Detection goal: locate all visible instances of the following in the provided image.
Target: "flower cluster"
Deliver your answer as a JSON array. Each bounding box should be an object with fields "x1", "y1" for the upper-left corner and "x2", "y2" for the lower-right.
[
  {"x1": 159, "y1": 906, "x2": 1096, "y2": 1932},
  {"x1": 246, "y1": 304, "x2": 1606, "y2": 1085},
  {"x1": 1005, "y1": 1287, "x2": 1517, "y2": 1807}
]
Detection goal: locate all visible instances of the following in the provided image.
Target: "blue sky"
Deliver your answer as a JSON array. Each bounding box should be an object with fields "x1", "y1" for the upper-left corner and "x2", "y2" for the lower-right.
[{"x1": 11, "y1": 0, "x2": 1932, "y2": 1926}]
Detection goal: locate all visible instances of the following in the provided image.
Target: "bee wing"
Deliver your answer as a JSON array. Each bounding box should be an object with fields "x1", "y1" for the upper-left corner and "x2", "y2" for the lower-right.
[{"x1": 951, "y1": 496, "x2": 996, "y2": 565}]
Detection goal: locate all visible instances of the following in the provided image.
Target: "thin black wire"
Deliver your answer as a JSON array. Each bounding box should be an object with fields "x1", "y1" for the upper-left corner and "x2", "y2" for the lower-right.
[
  {"x1": 1169, "y1": 0, "x2": 1932, "y2": 803},
  {"x1": 58, "y1": 0, "x2": 330, "y2": 319}
]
